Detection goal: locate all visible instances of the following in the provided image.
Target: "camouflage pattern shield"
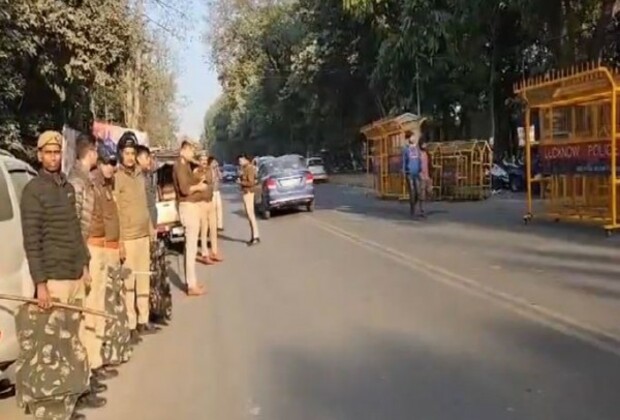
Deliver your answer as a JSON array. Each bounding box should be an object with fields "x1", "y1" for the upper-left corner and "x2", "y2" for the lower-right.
[
  {"x1": 100, "y1": 265, "x2": 133, "y2": 366},
  {"x1": 14, "y1": 303, "x2": 89, "y2": 419},
  {"x1": 149, "y1": 239, "x2": 172, "y2": 322}
]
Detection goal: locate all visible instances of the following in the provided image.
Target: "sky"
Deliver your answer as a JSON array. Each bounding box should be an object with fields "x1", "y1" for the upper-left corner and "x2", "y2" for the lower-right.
[{"x1": 151, "y1": 0, "x2": 221, "y2": 139}]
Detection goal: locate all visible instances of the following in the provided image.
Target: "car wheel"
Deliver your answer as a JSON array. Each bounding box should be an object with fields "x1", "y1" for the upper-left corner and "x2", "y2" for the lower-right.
[
  {"x1": 260, "y1": 197, "x2": 271, "y2": 219},
  {"x1": 306, "y1": 200, "x2": 315, "y2": 212}
]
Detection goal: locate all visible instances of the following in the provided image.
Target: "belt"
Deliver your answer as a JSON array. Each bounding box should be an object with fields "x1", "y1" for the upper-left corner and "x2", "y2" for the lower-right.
[
  {"x1": 104, "y1": 240, "x2": 120, "y2": 249},
  {"x1": 87, "y1": 237, "x2": 105, "y2": 247}
]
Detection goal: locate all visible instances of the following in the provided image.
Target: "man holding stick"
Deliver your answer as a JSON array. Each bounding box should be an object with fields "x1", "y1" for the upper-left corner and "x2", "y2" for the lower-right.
[{"x1": 18, "y1": 131, "x2": 103, "y2": 419}]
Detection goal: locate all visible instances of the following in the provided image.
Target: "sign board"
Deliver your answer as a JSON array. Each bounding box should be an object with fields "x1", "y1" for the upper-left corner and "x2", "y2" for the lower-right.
[
  {"x1": 92, "y1": 121, "x2": 149, "y2": 147},
  {"x1": 539, "y1": 140, "x2": 620, "y2": 174},
  {"x1": 62, "y1": 122, "x2": 148, "y2": 175}
]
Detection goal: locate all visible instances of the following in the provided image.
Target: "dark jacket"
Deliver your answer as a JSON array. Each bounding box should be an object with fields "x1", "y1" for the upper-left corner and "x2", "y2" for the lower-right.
[{"x1": 20, "y1": 170, "x2": 90, "y2": 285}]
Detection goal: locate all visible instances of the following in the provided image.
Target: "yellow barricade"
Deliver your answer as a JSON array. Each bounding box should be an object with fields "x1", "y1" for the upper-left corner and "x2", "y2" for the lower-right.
[
  {"x1": 426, "y1": 140, "x2": 492, "y2": 201},
  {"x1": 360, "y1": 113, "x2": 492, "y2": 201},
  {"x1": 514, "y1": 62, "x2": 620, "y2": 235}
]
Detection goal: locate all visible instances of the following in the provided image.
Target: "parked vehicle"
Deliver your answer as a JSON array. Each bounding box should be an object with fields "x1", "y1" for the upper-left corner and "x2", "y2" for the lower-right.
[
  {"x1": 255, "y1": 154, "x2": 315, "y2": 219},
  {"x1": 154, "y1": 152, "x2": 185, "y2": 245},
  {"x1": 306, "y1": 157, "x2": 329, "y2": 182},
  {"x1": 491, "y1": 156, "x2": 541, "y2": 194},
  {"x1": 221, "y1": 164, "x2": 238, "y2": 183},
  {"x1": 0, "y1": 152, "x2": 37, "y2": 374}
]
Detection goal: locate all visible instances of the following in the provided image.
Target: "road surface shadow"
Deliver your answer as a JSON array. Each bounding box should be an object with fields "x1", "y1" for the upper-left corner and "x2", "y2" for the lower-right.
[
  {"x1": 166, "y1": 258, "x2": 186, "y2": 293},
  {"x1": 490, "y1": 246, "x2": 620, "y2": 302},
  {"x1": 219, "y1": 233, "x2": 247, "y2": 244},
  {"x1": 264, "y1": 324, "x2": 620, "y2": 420},
  {"x1": 314, "y1": 184, "x2": 620, "y2": 248},
  {"x1": 232, "y1": 207, "x2": 305, "y2": 220}
]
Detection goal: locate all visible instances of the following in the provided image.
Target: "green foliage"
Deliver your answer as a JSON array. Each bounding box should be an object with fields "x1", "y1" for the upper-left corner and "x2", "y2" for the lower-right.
[
  {"x1": 0, "y1": 0, "x2": 178, "y2": 154},
  {"x1": 205, "y1": 0, "x2": 619, "y2": 157}
]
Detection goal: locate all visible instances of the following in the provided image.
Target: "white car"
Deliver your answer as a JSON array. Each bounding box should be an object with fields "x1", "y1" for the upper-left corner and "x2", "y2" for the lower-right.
[
  {"x1": 0, "y1": 151, "x2": 36, "y2": 374},
  {"x1": 306, "y1": 157, "x2": 328, "y2": 182}
]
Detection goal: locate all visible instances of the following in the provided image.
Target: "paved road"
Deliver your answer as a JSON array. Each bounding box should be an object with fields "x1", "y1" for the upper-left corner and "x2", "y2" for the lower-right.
[{"x1": 3, "y1": 183, "x2": 620, "y2": 419}]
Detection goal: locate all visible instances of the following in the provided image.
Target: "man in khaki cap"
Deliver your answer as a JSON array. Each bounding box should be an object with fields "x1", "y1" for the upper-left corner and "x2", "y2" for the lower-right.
[{"x1": 17, "y1": 130, "x2": 104, "y2": 420}]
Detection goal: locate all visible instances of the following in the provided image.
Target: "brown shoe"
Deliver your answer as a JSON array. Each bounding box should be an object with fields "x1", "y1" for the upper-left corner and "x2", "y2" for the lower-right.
[{"x1": 196, "y1": 255, "x2": 214, "y2": 265}]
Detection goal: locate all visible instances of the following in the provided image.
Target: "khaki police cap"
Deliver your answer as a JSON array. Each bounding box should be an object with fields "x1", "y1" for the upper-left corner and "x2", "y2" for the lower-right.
[{"x1": 37, "y1": 131, "x2": 63, "y2": 150}]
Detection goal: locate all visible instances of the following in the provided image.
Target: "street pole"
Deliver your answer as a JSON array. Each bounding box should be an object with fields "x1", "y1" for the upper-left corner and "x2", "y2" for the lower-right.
[{"x1": 415, "y1": 57, "x2": 421, "y2": 116}]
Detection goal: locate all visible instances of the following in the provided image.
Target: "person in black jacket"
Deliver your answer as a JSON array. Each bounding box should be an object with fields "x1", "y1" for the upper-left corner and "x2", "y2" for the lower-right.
[{"x1": 18, "y1": 130, "x2": 106, "y2": 419}]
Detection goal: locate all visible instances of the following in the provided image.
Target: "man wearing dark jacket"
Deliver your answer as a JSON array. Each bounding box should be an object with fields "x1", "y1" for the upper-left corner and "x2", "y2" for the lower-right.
[{"x1": 18, "y1": 130, "x2": 104, "y2": 419}]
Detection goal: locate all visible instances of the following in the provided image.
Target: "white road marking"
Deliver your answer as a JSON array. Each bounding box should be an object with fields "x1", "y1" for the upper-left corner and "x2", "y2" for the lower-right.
[{"x1": 306, "y1": 215, "x2": 620, "y2": 358}]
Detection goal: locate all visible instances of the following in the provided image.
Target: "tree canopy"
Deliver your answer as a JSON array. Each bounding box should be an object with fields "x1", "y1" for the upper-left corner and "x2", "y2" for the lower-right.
[
  {"x1": 0, "y1": 0, "x2": 179, "y2": 159},
  {"x1": 203, "y1": 0, "x2": 619, "y2": 160}
]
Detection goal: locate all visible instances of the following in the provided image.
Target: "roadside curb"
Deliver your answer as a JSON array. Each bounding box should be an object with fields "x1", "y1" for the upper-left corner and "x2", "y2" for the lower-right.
[{"x1": 328, "y1": 174, "x2": 374, "y2": 191}]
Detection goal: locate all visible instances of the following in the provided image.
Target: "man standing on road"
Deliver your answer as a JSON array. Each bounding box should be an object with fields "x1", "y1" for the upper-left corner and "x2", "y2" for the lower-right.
[
  {"x1": 209, "y1": 156, "x2": 224, "y2": 232},
  {"x1": 18, "y1": 131, "x2": 103, "y2": 419},
  {"x1": 238, "y1": 154, "x2": 260, "y2": 246},
  {"x1": 173, "y1": 140, "x2": 208, "y2": 296},
  {"x1": 402, "y1": 131, "x2": 424, "y2": 218},
  {"x1": 67, "y1": 133, "x2": 117, "y2": 394},
  {"x1": 114, "y1": 131, "x2": 158, "y2": 342},
  {"x1": 195, "y1": 153, "x2": 223, "y2": 263}
]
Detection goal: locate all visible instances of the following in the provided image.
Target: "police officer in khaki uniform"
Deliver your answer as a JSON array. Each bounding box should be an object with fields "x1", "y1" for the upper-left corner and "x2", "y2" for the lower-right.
[
  {"x1": 114, "y1": 131, "x2": 158, "y2": 342},
  {"x1": 237, "y1": 154, "x2": 260, "y2": 246},
  {"x1": 173, "y1": 140, "x2": 208, "y2": 296},
  {"x1": 67, "y1": 133, "x2": 111, "y2": 405},
  {"x1": 194, "y1": 152, "x2": 223, "y2": 263}
]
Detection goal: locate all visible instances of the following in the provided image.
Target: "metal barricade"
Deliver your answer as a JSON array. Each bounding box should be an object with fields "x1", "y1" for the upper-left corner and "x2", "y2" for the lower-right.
[
  {"x1": 361, "y1": 113, "x2": 426, "y2": 200},
  {"x1": 514, "y1": 63, "x2": 620, "y2": 235},
  {"x1": 360, "y1": 112, "x2": 492, "y2": 201},
  {"x1": 426, "y1": 140, "x2": 492, "y2": 201}
]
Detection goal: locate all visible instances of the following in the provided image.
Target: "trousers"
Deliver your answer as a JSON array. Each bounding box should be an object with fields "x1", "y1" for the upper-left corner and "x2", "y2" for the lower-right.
[
  {"x1": 179, "y1": 201, "x2": 201, "y2": 290},
  {"x1": 123, "y1": 236, "x2": 151, "y2": 329},
  {"x1": 82, "y1": 244, "x2": 107, "y2": 370},
  {"x1": 199, "y1": 200, "x2": 218, "y2": 256},
  {"x1": 213, "y1": 190, "x2": 223, "y2": 229},
  {"x1": 242, "y1": 192, "x2": 259, "y2": 239}
]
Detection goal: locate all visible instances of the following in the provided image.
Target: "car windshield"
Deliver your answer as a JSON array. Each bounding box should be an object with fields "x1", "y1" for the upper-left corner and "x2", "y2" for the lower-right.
[
  {"x1": 308, "y1": 158, "x2": 323, "y2": 166},
  {"x1": 267, "y1": 156, "x2": 307, "y2": 176},
  {"x1": 223, "y1": 165, "x2": 235, "y2": 172}
]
